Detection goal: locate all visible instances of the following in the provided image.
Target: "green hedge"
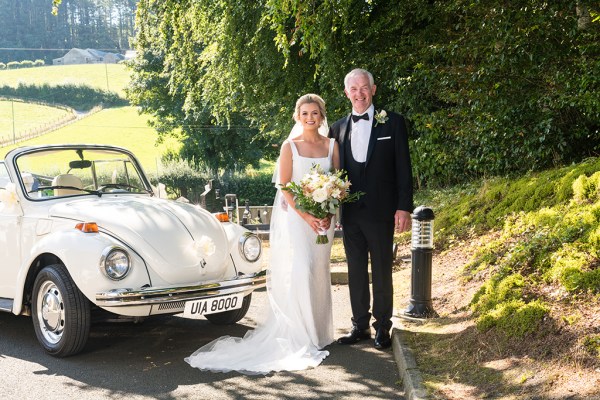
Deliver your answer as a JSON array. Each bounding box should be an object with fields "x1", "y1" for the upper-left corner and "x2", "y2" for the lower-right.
[
  {"x1": 157, "y1": 159, "x2": 276, "y2": 211},
  {"x1": 0, "y1": 83, "x2": 128, "y2": 110}
]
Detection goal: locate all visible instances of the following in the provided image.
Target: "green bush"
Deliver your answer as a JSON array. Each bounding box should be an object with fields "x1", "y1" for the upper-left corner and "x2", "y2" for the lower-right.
[
  {"x1": 583, "y1": 335, "x2": 600, "y2": 358},
  {"x1": 429, "y1": 157, "x2": 600, "y2": 248},
  {"x1": 471, "y1": 273, "x2": 525, "y2": 315},
  {"x1": 392, "y1": 3, "x2": 600, "y2": 187},
  {"x1": 155, "y1": 158, "x2": 207, "y2": 199},
  {"x1": 6, "y1": 61, "x2": 20, "y2": 69},
  {"x1": 156, "y1": 159, "x2": 276, "y2": 212},
  {"x1": 20, "y1": 60, "x2": 34, "y2": 68},
  {"x1": 219, "y1": 173, "x2": 276, "y2": 207},
  {"x1": 33, "y1": 59, "x2": 45, "y2": 67},
  {"x1": 572, "y1": 171, "x2": 600, "y2": 203},
  {"x1": 0, "y1": 63, "x2": 6, "y2": 70},
  {"x1": 476, "y1": 299, "x2": 549, "y2": 338},
  {"x1": 0, "y1": 83, "x2": 127, "y2": 111}
]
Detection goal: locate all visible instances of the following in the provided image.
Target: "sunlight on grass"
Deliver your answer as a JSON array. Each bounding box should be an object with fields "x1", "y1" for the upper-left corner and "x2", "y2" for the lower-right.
[
  {"x1": 0, "y1": 100, "x2": 73, "y2": 143},
  {"x1": 0, "y1": 106, "x2": 179, "y2": 172}
]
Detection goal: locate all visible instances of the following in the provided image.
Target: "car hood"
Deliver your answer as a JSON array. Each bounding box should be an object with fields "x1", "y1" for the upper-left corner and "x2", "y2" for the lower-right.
[{"x1": 49, "y1": 196, "x2": 230, "y2": 284}]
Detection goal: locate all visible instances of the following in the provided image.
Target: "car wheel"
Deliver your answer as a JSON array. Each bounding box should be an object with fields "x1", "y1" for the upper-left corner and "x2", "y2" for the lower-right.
[
  {"x1": 32, "y1": 264, "x2": 90, "y2": 357},
  {"x1": 205, "y1": 293, "x2": 252, "y2": 325}
]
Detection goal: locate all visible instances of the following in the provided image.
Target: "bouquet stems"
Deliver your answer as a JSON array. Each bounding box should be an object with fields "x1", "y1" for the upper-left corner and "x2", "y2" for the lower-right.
[{"x1": 316, "y1": 228, "x2": 329, "y2": 244}]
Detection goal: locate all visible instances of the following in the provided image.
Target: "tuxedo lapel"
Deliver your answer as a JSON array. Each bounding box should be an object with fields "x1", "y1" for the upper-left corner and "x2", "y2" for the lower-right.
[
  {"x1": 339, "y1": 114, "x2": 351, "y2": 144},
  {"x1": 338, "y1": 114, "x2": 352, "y2": 168}
]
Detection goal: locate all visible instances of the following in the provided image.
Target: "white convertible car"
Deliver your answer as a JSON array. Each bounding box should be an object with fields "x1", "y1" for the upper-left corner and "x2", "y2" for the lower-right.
[{"x1": 0, "y1": 144, "x2": 266, "y2": 357}]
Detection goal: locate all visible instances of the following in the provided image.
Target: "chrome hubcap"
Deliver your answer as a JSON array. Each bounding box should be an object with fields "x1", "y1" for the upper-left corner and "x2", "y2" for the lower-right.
[{"x1": 37, "y1": 281, "x2": 65, "y2": 344}]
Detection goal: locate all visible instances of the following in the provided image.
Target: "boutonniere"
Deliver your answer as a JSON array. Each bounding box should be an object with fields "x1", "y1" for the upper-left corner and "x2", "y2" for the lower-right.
[{"x1": 374, "y1": 109, "x2": 389, "y2": 127}]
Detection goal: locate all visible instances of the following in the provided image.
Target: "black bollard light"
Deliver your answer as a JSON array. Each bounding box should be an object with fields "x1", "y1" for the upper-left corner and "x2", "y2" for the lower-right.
[{"x1": 404, "y1": 206, "x2": 438, "y2": 318}]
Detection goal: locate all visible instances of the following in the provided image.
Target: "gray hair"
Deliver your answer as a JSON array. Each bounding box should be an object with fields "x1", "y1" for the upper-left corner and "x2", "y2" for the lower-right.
[{"x1": 344, "y1": 68, "x2": 374, "y2": 89}]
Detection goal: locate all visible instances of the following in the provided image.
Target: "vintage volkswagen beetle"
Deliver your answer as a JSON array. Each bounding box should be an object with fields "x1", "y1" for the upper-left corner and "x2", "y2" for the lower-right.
[{"x1": 0, "y1": 144, "x2": 266, "y2": 357}]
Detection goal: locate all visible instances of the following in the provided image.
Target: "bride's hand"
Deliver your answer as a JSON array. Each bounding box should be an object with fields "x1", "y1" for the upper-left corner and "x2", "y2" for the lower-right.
[
  {"x1": 303, "y1": 214, "x2": 322, "y2": 234},
  {"x1": 319, "y1": 215, "x2": 332, "y2": 230}
]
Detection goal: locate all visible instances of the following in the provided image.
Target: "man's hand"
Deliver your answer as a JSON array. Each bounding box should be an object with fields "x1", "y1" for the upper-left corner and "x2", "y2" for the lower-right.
[{"x1": 395, "y1": 210, "x2": 411, "y2": 232}]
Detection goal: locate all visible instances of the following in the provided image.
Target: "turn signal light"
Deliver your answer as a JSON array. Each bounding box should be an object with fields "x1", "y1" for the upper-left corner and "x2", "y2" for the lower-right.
[
  {"x1": 215, "y1": 212, "x2": 229, "y2": 222},
  {"x1": 75, "y1": 222, "x2": 99, "y2": 233}
]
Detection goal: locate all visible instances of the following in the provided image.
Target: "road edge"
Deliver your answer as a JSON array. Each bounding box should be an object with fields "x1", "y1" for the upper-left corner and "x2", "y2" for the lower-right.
[{"x1": 392, "y1": 327, "x2": 429, "y2": 400}]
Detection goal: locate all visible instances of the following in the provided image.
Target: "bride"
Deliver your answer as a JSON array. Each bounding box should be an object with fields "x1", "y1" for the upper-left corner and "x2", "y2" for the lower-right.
[{"x1": 185, "y1": 94, "x2": 340, "y2": 375}]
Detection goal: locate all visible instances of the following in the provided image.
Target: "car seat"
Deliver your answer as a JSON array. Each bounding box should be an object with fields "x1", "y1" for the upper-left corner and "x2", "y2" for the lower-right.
[{"x1": 52, "y1": 174, "x2": 83, "y2": 196}]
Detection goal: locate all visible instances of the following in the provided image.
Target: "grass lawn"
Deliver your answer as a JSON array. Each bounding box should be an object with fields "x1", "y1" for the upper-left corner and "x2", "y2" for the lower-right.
[
  {"x1": 0, "y1": 64, "x2": 130, "y2": 97},
  {"x1": 0, "y1": 106, "x2": 179, "y2": 174},
  {"x1": 0, "y1": 100, "x2": 74, "y2": 144}
]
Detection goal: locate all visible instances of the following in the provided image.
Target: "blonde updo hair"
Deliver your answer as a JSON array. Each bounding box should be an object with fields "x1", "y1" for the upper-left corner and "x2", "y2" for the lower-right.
[{"x1": 293, "y1": 93, "x2": 327, "y2": 122}]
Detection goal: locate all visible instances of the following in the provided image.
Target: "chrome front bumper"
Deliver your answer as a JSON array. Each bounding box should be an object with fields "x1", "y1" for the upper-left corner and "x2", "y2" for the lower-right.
[{"x1": 95, "y1": 270, "x2": 267, "y2": 307}]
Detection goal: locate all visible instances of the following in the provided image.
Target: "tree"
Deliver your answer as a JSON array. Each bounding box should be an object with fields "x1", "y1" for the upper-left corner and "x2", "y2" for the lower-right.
[
  {"x1": 129, "y1": 0, "x2": 600, "y2": 185},
  {"x1": 0, "y1": 0, "x2": 136, "y2": 63}
]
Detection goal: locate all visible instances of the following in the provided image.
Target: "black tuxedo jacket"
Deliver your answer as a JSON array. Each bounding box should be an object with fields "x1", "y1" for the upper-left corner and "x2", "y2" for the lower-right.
[{"x1": 329, "y1": 109, "x2": 413, "y2": 223}]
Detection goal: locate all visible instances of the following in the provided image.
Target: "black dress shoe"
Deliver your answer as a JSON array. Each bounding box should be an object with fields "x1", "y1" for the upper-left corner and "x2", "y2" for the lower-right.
[
  {"x1": 374, "y1": 328, "x2": 391, "y2": 349},
  {"x1": 337, "y1": 327, "x2": 371, "y2": 345}
]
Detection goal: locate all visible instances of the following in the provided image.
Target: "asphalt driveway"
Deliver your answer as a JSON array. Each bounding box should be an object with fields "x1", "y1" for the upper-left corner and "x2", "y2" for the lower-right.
[{"x1": 0, "y1": 286, "x2": 403, "y2": 400}]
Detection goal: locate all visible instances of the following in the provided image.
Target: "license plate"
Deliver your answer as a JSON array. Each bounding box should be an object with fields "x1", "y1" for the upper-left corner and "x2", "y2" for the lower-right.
[{"x1": 183, "y1": 293, "x2": 244, "y2": 319}]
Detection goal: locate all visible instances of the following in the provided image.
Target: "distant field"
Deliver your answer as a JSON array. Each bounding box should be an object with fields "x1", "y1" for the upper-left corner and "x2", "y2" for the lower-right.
[
  {"x1": 0, "y1": 64, "x2": 130, "y2": 97},
  {"x1": 0, "y1": 106, "x2": 180, "y2": 174},
  {"x1": 0, "y1": 100, "x2": 74, "y2": 144}
]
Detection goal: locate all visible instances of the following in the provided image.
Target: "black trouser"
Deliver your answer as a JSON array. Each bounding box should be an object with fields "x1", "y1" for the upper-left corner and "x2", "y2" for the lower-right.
[{"x1": 342, "y1": 207, "x2": 395, "y2": 331}]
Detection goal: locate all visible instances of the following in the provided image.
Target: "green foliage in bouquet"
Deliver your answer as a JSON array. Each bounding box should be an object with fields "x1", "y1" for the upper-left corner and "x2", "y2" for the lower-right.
[{"x1": 282, "y1": 165, "x2": 363, "y2": 243}]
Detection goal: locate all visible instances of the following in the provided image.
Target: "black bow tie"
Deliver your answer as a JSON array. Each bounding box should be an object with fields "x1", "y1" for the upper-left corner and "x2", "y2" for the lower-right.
[{"x1": 351, "y1": 113, "x2": 369, "y2": 123}]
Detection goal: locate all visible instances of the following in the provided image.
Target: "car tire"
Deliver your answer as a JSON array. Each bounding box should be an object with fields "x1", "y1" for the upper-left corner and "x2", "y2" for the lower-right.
[
  {"x1": 32, "y1": 264, "x2": 90, "y2": 357},
  {"x1": 205, "y1": 293, "x2": 252, "y2": 325}
]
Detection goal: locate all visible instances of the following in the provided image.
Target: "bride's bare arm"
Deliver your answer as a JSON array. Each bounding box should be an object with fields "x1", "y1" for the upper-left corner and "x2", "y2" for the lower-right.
[{"x1": 332, "y1": 141, "x2": 340, "y2": 171}]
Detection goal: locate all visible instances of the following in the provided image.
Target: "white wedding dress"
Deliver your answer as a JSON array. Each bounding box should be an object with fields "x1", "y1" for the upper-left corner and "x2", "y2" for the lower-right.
[{"x1": 185, "y1": 138, "x2": 336, "y2": 375}]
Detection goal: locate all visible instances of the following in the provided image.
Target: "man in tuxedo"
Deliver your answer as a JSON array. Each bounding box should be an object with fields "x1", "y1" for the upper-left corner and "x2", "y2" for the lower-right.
[{"x1": 329, "y1": 68, "x2": 413, "y2": 349}]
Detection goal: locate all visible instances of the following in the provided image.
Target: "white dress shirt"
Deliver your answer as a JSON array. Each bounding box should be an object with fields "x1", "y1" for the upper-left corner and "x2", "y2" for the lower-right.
[{"x1": 350, "y1": 105, "x2": 375, "y2": 163}]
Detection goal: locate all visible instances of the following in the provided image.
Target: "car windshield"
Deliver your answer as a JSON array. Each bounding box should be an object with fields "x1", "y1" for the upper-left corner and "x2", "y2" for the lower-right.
[{"x1": 14, "y1": 147, "x2": 152, "y2": 199}]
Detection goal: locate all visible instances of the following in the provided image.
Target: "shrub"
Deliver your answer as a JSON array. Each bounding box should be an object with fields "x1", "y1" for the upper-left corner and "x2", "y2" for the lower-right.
[
  {"x1": 219, "y1": 173, "x2": 276, "y2": 207},
  {"x1": 6, "y1": 61, "x2": 20, "y2": 69},
  {"x1": 0, "y1": 63, "x2": 5, "y2": 70},
  {"x1": 156, "y1": 158, "x2": 207, "y2": 200},
  {"x1": 20, "y1": 60, "x2": 34, "y2": 68},
  {"x1": 0, "y1": 83, "x2": 127, "y2": 111},
  {"x1": 471, "y1": 273, "x2": 525, "y2": 314},
  {"x1": 476, "y1": 299, "x2": 549, "y2": 338},
  {"x1": 583, "y1": 335, "x2": 600, "y2": 357},
  {"x1": 156, "y1": 158, "x2": 276, "y2": 212},
  {"x1": 572, "y1": 171, "x2": 600, "y2": 203},
  {"x1": 33, "y1": 59, "x2": 45, "y2": 67}
]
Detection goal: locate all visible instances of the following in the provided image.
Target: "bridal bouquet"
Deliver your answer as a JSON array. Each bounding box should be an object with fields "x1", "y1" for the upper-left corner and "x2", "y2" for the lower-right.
[{"x1": 282, "y1": 165, "x2": 363, "y2": 244}]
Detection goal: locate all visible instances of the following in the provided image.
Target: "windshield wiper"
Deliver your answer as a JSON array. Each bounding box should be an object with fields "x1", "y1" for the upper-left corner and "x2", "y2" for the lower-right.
[{"x1": 97, "y1": 183, "x2": 153, "y2": 195}]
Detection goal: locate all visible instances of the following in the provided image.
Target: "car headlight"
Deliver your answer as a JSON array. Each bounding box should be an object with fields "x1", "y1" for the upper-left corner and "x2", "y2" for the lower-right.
[
  {"x1": 100, "y1": 246, "x2": 131, "y2": 280},
  {"x1": 238, "y1": 233, "x2": 262, "y2": 263}
]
